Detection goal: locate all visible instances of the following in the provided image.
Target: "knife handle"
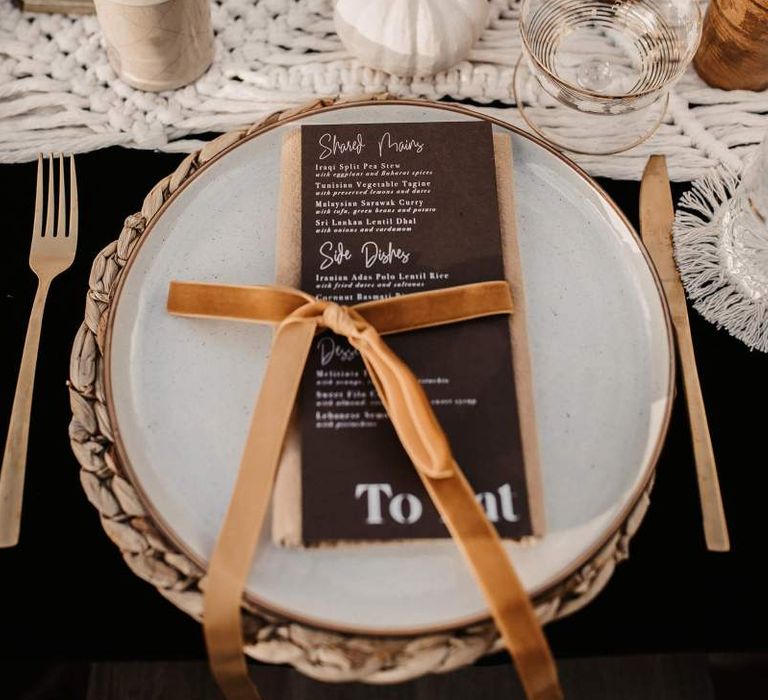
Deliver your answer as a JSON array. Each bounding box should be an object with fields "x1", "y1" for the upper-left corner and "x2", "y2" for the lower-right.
[{"x1": 675, "y1": 312, "x2": 731, "y2": 552}]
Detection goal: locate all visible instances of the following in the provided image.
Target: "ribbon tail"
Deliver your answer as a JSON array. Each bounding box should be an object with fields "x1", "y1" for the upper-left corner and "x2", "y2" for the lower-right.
[
  {"x1": 355, "y1": 329, "x2": 562, "y2": 699},
  {"x1": 420, "y1": 467, "x2": 563, "y2": 700},
  {"x1": 203, "y1": 319, "x2": 317, "y2": 700}
]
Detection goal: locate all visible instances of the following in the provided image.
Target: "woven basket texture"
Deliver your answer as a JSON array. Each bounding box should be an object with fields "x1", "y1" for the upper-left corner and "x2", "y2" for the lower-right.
[{"x1": 68, "y1": 95, "x2": 654, "y2": 683}]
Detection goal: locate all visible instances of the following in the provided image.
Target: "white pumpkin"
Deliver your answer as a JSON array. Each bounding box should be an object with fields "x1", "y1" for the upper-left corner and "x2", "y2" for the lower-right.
[{"x1": 334, "y1": 0, "x2": 490, "y2": 77}]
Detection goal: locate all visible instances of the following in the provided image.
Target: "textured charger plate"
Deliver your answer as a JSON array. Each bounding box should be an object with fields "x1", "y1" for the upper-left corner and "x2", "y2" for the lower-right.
[{"x1": 69, "y1": 96, "x2": 674, "y2": 681}]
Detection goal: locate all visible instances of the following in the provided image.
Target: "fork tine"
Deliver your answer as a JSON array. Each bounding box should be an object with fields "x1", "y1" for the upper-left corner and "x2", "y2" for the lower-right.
[
  {"x1": 44, "y1": 154, "x2": 54, "y2": 238},
  {"x1": 69, "y1": 155, "x2": 78, "y2": 241},
  {"x1": 32, "y1": 154, "x2": 43, "y2": 237},
  {"x1": 56, "y1": 154, "x2": 66, "y2": 238}
]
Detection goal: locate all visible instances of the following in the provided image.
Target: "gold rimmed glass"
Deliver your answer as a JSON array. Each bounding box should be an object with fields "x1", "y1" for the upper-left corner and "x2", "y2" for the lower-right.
[{"x1": 514, "y1": 0, "x2": 702, "y2": 155}]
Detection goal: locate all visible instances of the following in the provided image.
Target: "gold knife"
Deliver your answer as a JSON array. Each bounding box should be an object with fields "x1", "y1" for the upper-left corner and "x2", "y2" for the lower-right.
[{"x1": 640, "y1": 155, "x2": 730, "y2": 552}]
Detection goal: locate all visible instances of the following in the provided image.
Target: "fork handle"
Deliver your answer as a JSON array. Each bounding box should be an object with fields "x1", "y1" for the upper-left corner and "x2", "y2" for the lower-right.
[{"x1": 0, "y1": 278, "x2": 51, "y2": 547}]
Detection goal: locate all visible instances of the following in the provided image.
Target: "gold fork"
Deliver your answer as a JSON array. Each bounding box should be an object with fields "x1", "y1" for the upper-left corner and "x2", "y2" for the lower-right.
[{"x1": 0, "y1": 154, "x2": 78, "y2": 547}]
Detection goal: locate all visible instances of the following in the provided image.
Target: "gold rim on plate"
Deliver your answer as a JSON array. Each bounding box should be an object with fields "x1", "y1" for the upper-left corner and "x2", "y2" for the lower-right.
[{"x1": 69, "y1": 96, "x2": 674, "y2": 661}]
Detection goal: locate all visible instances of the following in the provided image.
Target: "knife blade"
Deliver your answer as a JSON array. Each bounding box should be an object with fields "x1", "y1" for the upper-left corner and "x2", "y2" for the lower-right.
[{"x1": 640, "y1": 155, "x2": 730, "y2": 552}]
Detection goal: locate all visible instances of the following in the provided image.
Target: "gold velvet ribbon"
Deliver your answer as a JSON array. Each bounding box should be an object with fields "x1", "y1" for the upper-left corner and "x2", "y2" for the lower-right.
[{"x1": 166, "y1": 279, "x2": 563, "y2": 700}]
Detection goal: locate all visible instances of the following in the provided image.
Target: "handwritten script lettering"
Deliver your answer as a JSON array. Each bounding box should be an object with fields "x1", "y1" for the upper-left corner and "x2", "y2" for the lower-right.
[
  {"x1": 361, "y1": 241, "x2": 411, "y2": 268},
  {"x1": 377, "y1": 131, "x2": 425, "y2": 157},
  {"x1": 318, "y1": 132, "x2": 365, "y2": 160},
  {"x1": 319, "y1": 241, "x2": 352, "y2": 270},
  {"x1": 318, "y1": 336, "x2": 359, "y2": 366}
]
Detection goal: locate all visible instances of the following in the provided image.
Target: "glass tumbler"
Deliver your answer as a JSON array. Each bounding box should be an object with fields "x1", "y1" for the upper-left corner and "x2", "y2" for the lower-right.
[
  {"x1": 717, "y1": 132, "x2": 768, "y2": 304},
  {"x1": 514, "y1": 0, "x2": 702, "y2": 155}
]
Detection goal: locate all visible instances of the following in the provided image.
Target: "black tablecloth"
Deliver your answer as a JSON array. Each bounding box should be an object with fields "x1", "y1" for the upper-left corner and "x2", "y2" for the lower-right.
[{"x1": 0, "y1": 147, "x2": 765, "y2": 665}]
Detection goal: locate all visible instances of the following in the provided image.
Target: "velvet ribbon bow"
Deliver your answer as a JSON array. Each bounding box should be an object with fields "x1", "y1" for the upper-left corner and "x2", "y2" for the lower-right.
[{"x1": 166, "y1": 279, "x2": 562, "y2": 700}]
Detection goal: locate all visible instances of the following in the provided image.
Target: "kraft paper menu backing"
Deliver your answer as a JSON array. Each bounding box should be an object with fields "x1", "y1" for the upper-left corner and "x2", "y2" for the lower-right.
[{"x1": 271, "y1": 122, "x2": 545, "y2": 546}]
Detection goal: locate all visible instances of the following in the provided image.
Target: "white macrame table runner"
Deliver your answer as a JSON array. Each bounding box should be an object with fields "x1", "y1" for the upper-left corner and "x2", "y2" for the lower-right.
[
  {"x1": 2, "y1": 0, "x2": 767, "y2": 348},
  {"x1": 2, "y1": 0, "x2": 768, "y2": 180}
]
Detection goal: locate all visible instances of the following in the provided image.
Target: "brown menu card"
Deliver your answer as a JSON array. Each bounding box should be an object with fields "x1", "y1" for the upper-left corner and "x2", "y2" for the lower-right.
[{"x1": 273, "y1": 120, "x2": 543, "y2": 545}]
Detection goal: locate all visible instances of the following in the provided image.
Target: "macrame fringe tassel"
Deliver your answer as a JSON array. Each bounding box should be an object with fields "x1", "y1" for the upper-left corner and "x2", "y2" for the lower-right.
[{"x1": 673, "y1": 167, "x2": 768, "y2": 353}]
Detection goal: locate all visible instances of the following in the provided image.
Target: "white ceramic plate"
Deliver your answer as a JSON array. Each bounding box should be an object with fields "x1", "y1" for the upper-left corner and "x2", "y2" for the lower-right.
[{"x1": 107, "y1": 102, "x2": 673, "y2": 635}]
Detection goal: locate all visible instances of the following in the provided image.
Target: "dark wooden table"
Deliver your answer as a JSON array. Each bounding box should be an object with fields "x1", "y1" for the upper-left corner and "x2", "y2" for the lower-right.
[{"x1": 0, "y1": 147, "x2": 765, "y2": 699}]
